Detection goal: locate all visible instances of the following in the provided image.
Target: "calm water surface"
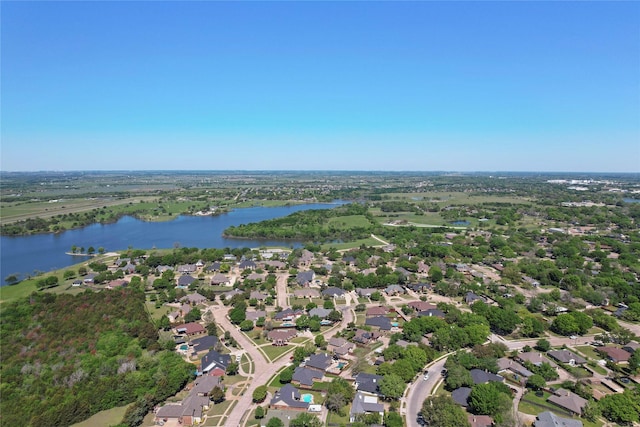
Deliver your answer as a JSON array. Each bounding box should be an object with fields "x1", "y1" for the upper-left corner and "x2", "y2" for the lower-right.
[{"x1": 1, "y1": 202, "x2": 344, "y2": 281}]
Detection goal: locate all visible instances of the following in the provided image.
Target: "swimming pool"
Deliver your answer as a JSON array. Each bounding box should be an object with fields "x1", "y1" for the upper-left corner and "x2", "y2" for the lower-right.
[
  {"x1": 391, "y1": 322, "x2": 399, "y2": 327},
  {"x1": 337, "y1": 362, "x2": 346, "y2": 369},
  {"x1": 301, "y1": 393, "x2": 314, "y2": 403},
  {"x1": 179, "y1": 344, "x2": 189, "y2": 351}
]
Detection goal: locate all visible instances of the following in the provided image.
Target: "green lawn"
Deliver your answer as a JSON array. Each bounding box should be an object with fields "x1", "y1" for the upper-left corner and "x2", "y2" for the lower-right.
[
  {"x1": 574, "y1": 345, "x2": 600, "y2": 360},
  {"x1": 261, "y1": 344, "x2": 294, "y2": 362},
  {"x1": 326, "y1": 409, "x2": 350, "y2": 425},
  {"x1": 71, "y1": 404, "x2": 131, "y2": 427},
  {"x1": 519, "y1": 391, "x2": 572, "y2": 418}
]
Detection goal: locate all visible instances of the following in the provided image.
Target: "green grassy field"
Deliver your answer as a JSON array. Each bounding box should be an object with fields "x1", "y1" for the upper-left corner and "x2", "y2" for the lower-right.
[{"x1": 70, "y1": 404, "x2": 131, "y2": 427}]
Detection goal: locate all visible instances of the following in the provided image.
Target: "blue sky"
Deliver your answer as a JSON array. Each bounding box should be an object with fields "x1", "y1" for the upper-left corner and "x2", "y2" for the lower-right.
[{"x1": 2, "y1": 1, "x2": 639, "y2": 172}]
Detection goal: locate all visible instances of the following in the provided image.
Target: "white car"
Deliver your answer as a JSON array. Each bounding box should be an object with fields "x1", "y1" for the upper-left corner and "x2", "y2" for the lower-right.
[{"x1": 423, "y1": 372, "x2": 429, "y2": 381}]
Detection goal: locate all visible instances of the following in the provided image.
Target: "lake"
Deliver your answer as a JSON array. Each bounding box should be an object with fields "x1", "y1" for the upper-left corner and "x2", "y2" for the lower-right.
[{"x1": 1, "y1": 202, "x2": 345, "y2": 282}]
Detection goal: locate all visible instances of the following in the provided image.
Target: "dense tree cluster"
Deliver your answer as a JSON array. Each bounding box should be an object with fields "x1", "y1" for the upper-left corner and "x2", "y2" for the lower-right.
[{"x1": 0, "y1": 289, "x2": 193, "y2": 427}]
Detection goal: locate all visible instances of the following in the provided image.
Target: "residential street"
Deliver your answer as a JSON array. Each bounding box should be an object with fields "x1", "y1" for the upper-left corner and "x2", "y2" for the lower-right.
[
  {"x1": 404, "y1": 356, "x2": 448, "y2": 427},
  {"x1": 207, "y1": 295, "x2": 354, "y2": 426}
]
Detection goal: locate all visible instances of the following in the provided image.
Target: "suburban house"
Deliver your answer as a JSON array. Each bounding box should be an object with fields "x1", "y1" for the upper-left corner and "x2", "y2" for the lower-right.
[
  {"x1": 470, "y1": 369, "x2": 504, "y2": 385},
  {"x1": 191, "y1": 375, "x2": 221, "y2": 396},
  {"x1": 273, "y1": 308, "x2": 304, "y2": 322},
  {"x1": 622, "y1": 341, "x2": 640, "y2": 354},
  {"x1": 417, "y1": 261, "x2": 430, "y2": 274},
  {"x1": 417, "y1": 308, "x2": 445, "y2": 318},
  {"x1": 155, "y1": 395, "x2": 210, "y2": 426},
  {"x1": 322, "y1": 287, "x2": 345, "y2": 298},
  {"x1": 246, "y1": 272, "x2": 265, "y2": 281},
  {"x1": 497, "y1": 358, "x2": 533, "y2": 383},
  {"x1": 354, "y1": 373, "x2": 382, "y2": 395},
  {"x1": 353, "y1": 329, "x2": 380, "y2": 345},
  {"x1": 297, "y1": 250, "x2": 314, "y2": 267},
  {"x1": 452, "y1": 387, "x2": 472, "y2": 407},
  {"x1": 349, "y1": 391, "x2": 384, "y2": 423},
  {"x1": 190, "y1": 335, "x2": 218, "y2": 354},
  {"x1": 83, "y1": 273, "x2": 96, "y2": 284},
  {"x1": 206, "y1": 262, "x2": 221, "y2": 272},
  {"x1": 238, "y1": 260, "x2": 257, "y2": 270},
  {"x1": 305, "y1": 353, "x2": 333, "y2": 373},
  {"x1": 408, "y1": 301, "x2": 437, "y2": 312},
  {"x1": 308, "y1": 307, "x2": 332, "y2": 319},
  {"x1": 249, "y1": 290, "x2": 268, "y2": 301},
  {"x1": 221, "y1": 289, "x2": 242, "y2": 300},
  {"x1": 547, "y1": 389, "x2": 587, "y2": 416},
  {"x1": 356, "y1": 288, "x2": 378, "y2": 298},
  {"x1": 366, "y1": 306, "x2": 391, "y2": 317},
  {"x1": 468, "y1": 415, "x2": 494, "y2": 427},
  {"x1": 199, "y1": 350, "x2": 231, "y2": 375},
  {"x1": 181, "y1": 292, "x2": 208, "y2": 305},
  {"x1": 177, "y1": 275, "x2": 196, "y2": 287},
  {"x1": 245, "y1": 310, "x2": 267, "y2": 322},
  {"x1": 365, "y1": 316, "x2": 393, "y2": 331},
  {"x1": 269, "y1": 384, "x2": 310, "y2": 411},
  {"x1": 210, "y1": 273, "x2": 230, "y2": 286},
  {"x1": 597, "y1": 346, "x2": 632, "y2": 363},
  {"x1": 261, "y1": 260, "x2": 287, "y2": 270},
  {"x1": 106, "y1": 279, "x2": 128, "y2": 289},
  {"x1": 516, "y1": 352, "x2": 557, "y2": 368},
  {"x1": 328, "y1": 337, "x2": 355, "y2": 358},
  {"x1": 384, "y1": 284, "x2": 405, "y2": 295},
  {"x1": 175, "y1": 322, "x2": 206, "y2": 337},
  {"x1": 296, "y1": 270, "x2": 315, "y2": 286},
  {"x1": 534, "y1": 411, "x2": 583, "y2": 427},
  {"x1": 547, "y1": 350, "x2": 587, "y2": 366},
  {"x1": 292, "y1": 366, "x2": 323, "y2": 388},
  {"x1": 177, "y1": 264, "x2": 197, "y2": 274},
  {"x1": 465, "y1": 292, "x2": 485, "y2": 305},
  {"x1": 410, "y1": 283, "x2": 431, "y2": 293},
  {"x1": 294, "y1": 288, "x2": 321, "y2": 299},
  {"x1": 268, "y1": 329, "x2": 297, "y2": 346}
]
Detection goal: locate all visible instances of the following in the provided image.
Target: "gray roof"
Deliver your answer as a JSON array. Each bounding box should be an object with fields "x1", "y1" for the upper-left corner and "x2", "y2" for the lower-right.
[
  {"x1": 191, "y1": 375, "x2": 221, "y2": 395},
  {"x1": 178, "y1": 275, "x2": 196, "y2": 286},
  {"x1": 534, "y1": 411, "x2": 583, "y2": 427},
  {"x1": 417, "y1": 309, "x2": 445, "y2": 318},
  {"x1": 239, "y1": 260, "x2": 256, "y2": 269},
  {"x1": 200, "y1": 350, "x2": 231, "y2": 373},
  {"x1": 547, "y1": 389, "x2": 587, "y2": 415},
  {"x1": 350, "y1": 391, "x2": 384, "y2": 417},
  {"x1": 548, "y1": 350, "x2": 587, "y2": 365},
  {"x1": 306, "y1": 353, "x2": 332, "y2": 371},
  {"x1": 465, "y1": 292, "x2": 485, "y2": 304},
  {"x1": 191, "y1": 335, "x2": 218, "y2": 353},
  {"x1": 355, "y1": 373, "x2": 382, "y2": 395},
  {"x1": 384, "y1": 284, "x2": 405, "y2": 294},
  {"x1": 365, "y1": 316, "x2": 392, "y2": 331},
  {"x1": 470, "y1": 369, "x2": 504, "y2": 384},
  {"x1": 322, "y1": 286, "x2": 345, "y2": 297},
  {"x1": 296, "y1": 270, "x2": 314, "y2": 285},
  {"x1": 270, "y1": 384, "x2": 309, "y2": 409},
  {"x1": 274, "y1": 307, "x2": 303, "y2": 320},
  {"x1": 246, "y1": 310, "x2": 267, "y2": 321},
  {"x1": 452, "y1": 387, "x2": 471, "y2": 406},
  {"x1": 497, "y1": 357, "x2": 534, "y2": 378},
  {"x1": 181, "y1": 292, "x2": 207, "y2": 304},
  {"x1": 292, "y1": 366, "x2": 323, "y2": 386},
  {"x1": 308, "y1": 307, "x2": 332, "y2": 319}
]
